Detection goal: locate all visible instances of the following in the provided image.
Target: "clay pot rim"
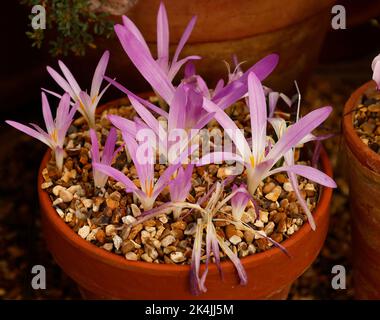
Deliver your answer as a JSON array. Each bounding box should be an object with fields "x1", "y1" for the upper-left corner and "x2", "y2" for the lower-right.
[
  {"x1": 38, "y1": 98, "x2": 333, "y2": 275},
  {"x1": 343, "y1": 80, "x2": 380, "y2": 173}
]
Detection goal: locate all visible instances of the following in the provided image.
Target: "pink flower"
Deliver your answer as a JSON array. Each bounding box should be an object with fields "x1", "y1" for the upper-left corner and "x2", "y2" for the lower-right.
[{"x1": 6, "y1": 93, "x2": 77, "y2": 172}]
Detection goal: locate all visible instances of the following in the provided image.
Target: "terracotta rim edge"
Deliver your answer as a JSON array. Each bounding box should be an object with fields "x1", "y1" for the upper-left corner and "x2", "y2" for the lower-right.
[{"x1": 343, "y1": 80, "x2": 380, "y2": 173}]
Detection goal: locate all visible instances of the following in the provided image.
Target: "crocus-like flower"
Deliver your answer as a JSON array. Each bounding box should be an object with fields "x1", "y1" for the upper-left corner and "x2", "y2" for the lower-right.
[
  {"x1": 90, "y1": 128, "x2": 122, "y2": 189},
  {"x1": 372, "y1": 53, "x2": 380, "y2": 90},
  {"x1": 114, "y1": 2, "x2": 200, "y2": 104},
  {"x1": 6, "y1": 93, "x2": 76, "y2": 172},
  {"x1": 169, "y1": 164, "x2": 194, "y2": 219},
  {"x1": 231, "y1": 184, "x2": 250, "y2": 221},
  {"x1": 93, "y1": 126, "x2": 195, "y2": 211},
  {"x1": 45, "y1": 50, "x2": 110, "y2": 128},
  {"x1": 198, "y1": 72, "x2": 337, "y2": 197}
]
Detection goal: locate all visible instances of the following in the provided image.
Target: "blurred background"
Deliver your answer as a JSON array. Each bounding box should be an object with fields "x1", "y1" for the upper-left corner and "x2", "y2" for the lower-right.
[{"x1": 1, "y1": 0, "x2": 380, "y2": 299}]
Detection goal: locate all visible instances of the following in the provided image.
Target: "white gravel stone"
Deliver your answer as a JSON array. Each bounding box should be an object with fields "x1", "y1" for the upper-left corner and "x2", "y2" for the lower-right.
[
  {"x1": 41, "y1": 181, "x2": 53, "y2": 189},
  {"x1": 122, "y1": 215, "x2": 137, "y2": 225},
  {"x1": 105, "y1": 224, "x2": 116, "y2": 237},
  {"x1": 184, "y1": 223, "x2": 196, "y2": 235},
  {"x1": 103, "y1": 243, "x2": 113, "y2": 251},
  {"x1": 52, "y1": 198, "x2": 64, "y2": 206},
  {"x1": 229, "y1": 235, "x2": 242, "y2": 245},
  {"x1": 131, "y1": 204, "x2": 141, "y2": 217},
  {"x1": 170, "y1": 251, "x2": 186, "y2": 263},
  {"x1": 125, "y1": 252, "x2": 138, "y2": 261},
  {"x1": 283, "y1": 182, "x2": 293, "y2": 192},
  {"x1": 78, "y1": 225, "x2": 90, "y2": 239},
  {"x1": 82, "y1": 198, "x2": 93, "y2": 209},
  {"x1": 113, "y1": 235, "x2": 123, "y2": 250},
  {"x1": 52, "y1": 185, "x2": 65, "y2": 196},
  {"x1": 59, "y1": 189, "x2": 73, "y2": 203},
  {"x1": 140, "y1": 230, "x2": 151, "y2": 244},
  {"x1": 56, "y1": 208, "x2": 65, "y2": 218},
  {"x1": 161, "y1": 235, "x2": 176, "y2": 247}
]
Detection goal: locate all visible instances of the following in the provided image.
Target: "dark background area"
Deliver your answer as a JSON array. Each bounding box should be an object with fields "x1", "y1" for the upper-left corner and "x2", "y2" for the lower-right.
[{"x1": 1, "y1": 0, "x2": 380, "y2": 299}]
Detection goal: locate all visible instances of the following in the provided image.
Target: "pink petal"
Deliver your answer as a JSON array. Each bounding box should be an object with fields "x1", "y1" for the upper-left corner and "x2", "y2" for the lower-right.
[
  {"x1": 92, "y1": 163, "x2": 138, "y2": 191},
  {"x1": 90, "y1": 50, "x2": 110, "y2": 98},
  {"x1": 157, "y1": 2, "x2": 169, "y2": 69},
  {"x1": 46, "y1": 66, "x2": 77, "y2": 99},
  {"x1": 248, "y1": 72, "x2": 267, "y2": 164},
  {"x1": 173, "y1": 16, "x2": 197, "y2": 64},
  {"x1": 269, "y1": 164, "x2": 336, "y2": 188},
  {"x1": 202, "y1": 98, "x2": 251, "y2": 161},
  {"x1": 58, "y1": 60, "x2": 81, "y2": 97},
  {"x1": 41, "y1": 92, "x2": 54, "y2": 135},
  {"x1": 266, "y1": 106, "x2": 332, "y2": 164},
  {"x1": 90, "y1": 129, "x2": 100, "y2": 163},
  {"x1": 122, "y1": 15, "x2": 150, "y2": 53},
  {"x1": 102, "y1": 127, "x2": 118, "y2": 165},
  {"x1": 114, "y1": 24, "x2": 175, "y2": 103},
  {"x1": 6, "y1": 120, "x2": 51, "y2": 147}
]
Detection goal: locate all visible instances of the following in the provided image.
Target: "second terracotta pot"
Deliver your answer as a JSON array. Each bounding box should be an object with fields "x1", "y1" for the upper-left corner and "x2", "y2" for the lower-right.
[
  {"x1": 38, "y1": 98, "x2": 333, "y2": 300},
  {"x1": 343, "y1": 80, "x2": 380, "y2": 299}
]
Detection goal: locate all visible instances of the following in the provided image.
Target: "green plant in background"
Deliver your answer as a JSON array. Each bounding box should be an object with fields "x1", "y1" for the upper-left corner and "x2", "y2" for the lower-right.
[{"x1": 21, "y1": 0, "x2": 114, "y2": 56}]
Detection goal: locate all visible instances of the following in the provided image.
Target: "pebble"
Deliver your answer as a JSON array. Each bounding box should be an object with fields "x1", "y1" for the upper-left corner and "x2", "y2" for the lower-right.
[
  {"x1": 140, "y1": 230, "x2": 151, "y2": 244},
  {"x1": 283, "y1": 182, "x2": 293, "y2": 192},
  {"x1": 103, "y1": 243, "x2": 113, "y2": 251},
  {"x1": 184, "y1": 222, "x2": 196, "y2": 235},
  {"x1": 82, "y1": 198, "x2": 93, "y2": 209},
  {"x1": 141, "y1": 253, "x2": 153, "y2": 263},
  {"x1": 264, "y1": 222, "x2": 275, "y2": 236},
  {"x1": 131, "y1": 204, "x2": 141, "y2": 217},
  {"x1": 122, "y1": 215, "x2": 137, "y2": 225},
  {"x1": 287, "y1": 225, "x2": 295, "y2": 235},
  {"x1": 52, "y1": 185, "x2": 65, "y2": 196},
  {"x1": 41, "y1": 181, "x2": 53, "y2": 189},
  {"x1": 229, "y1": 235, "x2": 242, "y2": 245},
  {"x1": 105, "y1": 224, "x2": 116, "y2": 237},
  {"x1": 161, "y1": 235, "x2": 176, "y2": 247},
  {"x1": 125, "y1": 252, "x2": 138, "y2": 261},
  {"x1": 78, "y1": 225, "x2": 90, "y2": 239},
  {"x1": 265, "y1": 186, "x2": 282, "y2": 202},
  {"x1": 259, "y1": 210, "x2": 269, "y2": 223},
  {"x1": 368, "y1": 103, "x2": 380, "y2": 112},
  {"x1": 244, "y1": 230, "x2": 254, "y2": 244},
  {"x1": 158, "y1": 215, "x2": 168, "y2": 224},
  {"x1": 361, "y1": 122, "x2": 375, "y2": 134},
  {"x1": 59, "y1": 189, "x2": 73, "y2": 203},
  {"x1": 95, "y1": 229, "x2": 106, "y2": 243},
  {"x1": 263, "y1": 182, "x2": 276, "y2": 194},
  {"x1": 106, "y1": 198, "x2": 119, "y2": 210},
  {"x1": 113, "y1": 235, "x2": 123, "y2": 250},
  {"x1": 170, "y1": 251, "x2": 186, "y2": 263},
  {"x1": 171, "y1": 220, "x2": 187, "y2": 230},
  {"x1": 56, "y1": 208, "x2": 65, "y2": 218},
  {"x1": 67, "y1": 185, "x2": 83, "y2": 195},
  {"x1": 52, "y1": 198, "x2": 63, "y2": 206}
]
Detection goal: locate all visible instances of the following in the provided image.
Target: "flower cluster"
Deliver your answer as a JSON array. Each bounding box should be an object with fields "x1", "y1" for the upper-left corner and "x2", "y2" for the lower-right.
[{"x1": 6, "y1": 2, "x2": 337, "y2": 295}]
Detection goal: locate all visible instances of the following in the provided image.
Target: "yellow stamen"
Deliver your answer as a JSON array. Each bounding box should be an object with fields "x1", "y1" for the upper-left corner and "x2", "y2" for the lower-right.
[
  {"x1": 51, "y1": 129, "x2": 58, "y2": 143},
  {"x1": 249, "y1": 155, "x2": 255, "y2": 168},
  {"x1": 145, "y1": 180, "x2": 154, "y2": 197}
]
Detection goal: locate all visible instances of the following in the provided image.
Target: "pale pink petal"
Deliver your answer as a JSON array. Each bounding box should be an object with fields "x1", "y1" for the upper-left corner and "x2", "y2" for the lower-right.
[
  {"x1": 58, "y1": 60, "x2": 81, "y2": 97},
  {"x1": 41, "y1": 92, "x2": 54, "y2": 135},
  {"x1": 90, "y1": 50, "x2": 110, "y2": 98}
]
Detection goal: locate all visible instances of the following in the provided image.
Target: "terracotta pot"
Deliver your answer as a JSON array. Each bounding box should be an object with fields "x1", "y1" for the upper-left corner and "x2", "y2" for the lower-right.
[
  {"x1": 343, "y1": 80, "x2": 380, "y2": 299},
  {"x1": 81, "y1": 0, "x2": 337, "y2": 94},
  {"x1": 38, "y1": 98, "x2": 333, "y2": 300}
]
